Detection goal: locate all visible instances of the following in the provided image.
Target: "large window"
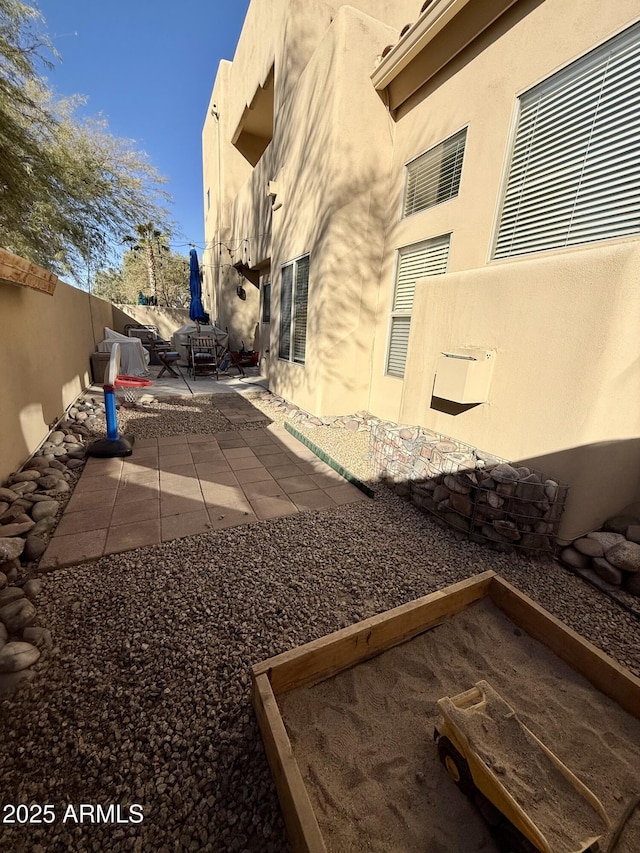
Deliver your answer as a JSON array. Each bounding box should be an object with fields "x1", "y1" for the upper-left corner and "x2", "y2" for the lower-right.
[
  {"x1": 386, "y1": 235, "x2": 450, "y2": 377},
  {"x1": 278, "y1": 255, "x2": 309, "y2": 364},
  {"x1": 494, "y1": 21, "x2": 640, "y2": 259},
  {"x1": 261, "y1": 282, "x2": 271, "y2": 323},
  {"x1": 403, "y1": 129, "x2": 467, "y2": 217}
]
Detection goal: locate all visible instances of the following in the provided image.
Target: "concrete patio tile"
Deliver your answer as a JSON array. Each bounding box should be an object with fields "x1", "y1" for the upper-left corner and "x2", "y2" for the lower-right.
[
  {"x1": 234, "y1": 467, "x2": 276, "y2": 485},
  {"x1": 128, "y1": 445, "x2": 159, "y2": 459},
  {"x1": 54, "y1": 506, "x2": 113, "y2": 536},
  {"x1": 157, "y1": 435, "x2": 189, "y2": 447},
  {"x1": 241, "y1": 480, "x2": 285, "y2": 500},
  {"x1": 276, "y1": 475, "x2": 319, "y2": 495},
  {"x1": 265, "y1": 463, "x2": 304, "y2": 480},
  {"x1": 160, "y1": 493, "x2": 205, "y2": 517},
  {"x1": 222, "y1": 446, "x2": 258, "y2": 459},
  {"x1": 291, "y1": 489, "x2": 339, "y2": 511},
  {"x1": 323, "y1": 484, "x2": 370, "y2": 505},
  {"x1": 162, "y1": 463, "x2": 198, "y2": 478},
  {"x1": 115, "y1": 482, "x2": 159, "y2": 505},
  {"x1": 157, "y1": 450, "x2": 193, "y2": 467},
  {"x1": 216, "y1": 437, "x2": 248, "y2": 449},
  {"x1": 160, "y1": 478, "x2": 203, "y2": 502},
  {"x1": 262, "y1": 453, "x2": 294, "y2": 469},
  {"x1": 190, "y1": 448, "x2": 227, "y2": 464},
  {"x1": 73, "y1": 473, "x2": 121, "y2": 494},
  {"x1": 310, "y1": 470, "x2": 347, "y2": 489},
  {"x1": 103, "y1": 518, "x2": 161, "y2": 555},
  {"x1": 66, "y1": 487, "x2": 118, "y2": 513},
  {"x1": 119, "y1": 468, "x2": 159, "y2": 488},
  {"x1": 82, "y1": 457, "x2": 124, "y2": 479},
  {"x1": 227, "y1": 455, "x2": 264, "y2": 471},
  {"x1": 200, "y1": 482, "x2": 251, "y2": 510},
  {"x1": 185, "y1": 434, "x2": 215, "y2": 444},
  {"x1": 206, "y1": 506, "x2": 257, "y2": 529},
  {"x1": 286, "y1": 448, "x2": 318, "y2": 463},
  {"x1": 134, "y1": 437, "x2": 158, "y2": 448},
  {"x1": 195, "y1": 468, "x2": 238, "y2": 487},
  {"x1": 253, "y1": 445, "x2": 287, "y2": 459},
  {"x1": 249, "y1": 495, "x2": 299, "y2": 520},
  {"x1": 161, "y1": 509, "x2": 210, "y2": 541},
  {"x1": 194, "y1": 460, "x2": 233, "y2": 479},
  {"x1": 40, "y1": 529, "x2": 107, "y2": 569},
  {"x1": 295, "y1": 460, "x2": 327, "y2": 475},
  {"x1": 111, "y1": 498, "x2": 160, "y2": 527}
]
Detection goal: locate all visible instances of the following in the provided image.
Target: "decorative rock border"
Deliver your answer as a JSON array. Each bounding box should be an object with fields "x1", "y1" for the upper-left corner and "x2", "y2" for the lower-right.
[
  {"x1": 560, "y1": 504, "x2": 640, "y2": 601},
  {"x1": 369, "y1": 423, "x2": 567, "y2": 554},
  {"x1": 0, "y1": 396, "x2": 107, "y2": 692},
  {"x1": 255, "y1": 393, "x2": 567, "y2": 555}
]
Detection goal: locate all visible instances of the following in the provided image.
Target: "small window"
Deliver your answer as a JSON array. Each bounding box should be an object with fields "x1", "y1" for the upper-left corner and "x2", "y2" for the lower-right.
[
  {"x1": 403, "y1": 129, "x2": 467, "y2": 217},
  {"x1": 494, "y1": 21, "x2": 640, "y2": 258},
  {"x1": 279, "y1": 255, "x2": 309, "y2": 364},
  {"x1": 386, "y1": 235, "x2": 450, "y2": 377},
  {"x1": 262, "y1": 282, "x2": 271, "y2": 323}
]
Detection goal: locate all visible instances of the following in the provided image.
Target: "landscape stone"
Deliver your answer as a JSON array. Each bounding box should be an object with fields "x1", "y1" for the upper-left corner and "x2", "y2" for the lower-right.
[
  {"x1": 626, "y1": 525, "x2": 640, "y2": 545},
  {"x1": 0, "y1": 599, "x2": 37, "y2": 633},
  {"x1": 0, "y1": 520, "x2": 35, "y2": 537},
  {"x1": 10, "y1": 481, "x2": 37, "y2": 496},
  {"x1": 10, "y1": 471, "x2": 41, "y2": 483},
  {"x1": 22, "y1": 537, "x2": 47, "y2": 562},
  {"x1": 0, "y1": 538, "x2": 25, "y2": 562},
  {"x1": 603, "y1": 514, "x2": 640, "y2": 535},
  {"x1": 624, "y1": 573, "x2": 640, "y2": 597},
  {"x1": 49, "y1": 431, "x2": 65, "y2": 446},
  {"x1": 30, "y1": 517, "x2": 57, "y2": 537},
  {"x1": 0, "y1": 642, "x2": 40, "y2": 673},
  {"x1": 573, "y1": 537, "x2": 604, "y2": 558},
  {"x1": 0, "y1": 588, "x2": 25, "y2": 607},
  {"x1": 31, "y1": 501, "x2": 59, "y2": 522},
  {"x1": 560, "y1": 547, "x2": 591, "y2": 570},
  {"x1": 0, "y1": 623, "x2": 6, "y2": 645},
  {"x1": 606, "y1": 541, "x2": 640, "y2": 573},
  {"x1": 490, "y1": 463, "x2": 520, "y2": 483},
  {"x1": 22, "y1": 579, "x2": 42, "y2": 599},
  {"x1": 22, "y1": 626, "x2": 51, "y2": 649},
  {"x1": 0, "y1": 572, "x2": 6, "y2": 590},
  {"x1": 0, "y1": 669, "x2": 36, "y2": 694},
  {"x1": 587, "y1": 531, "x2": 626, "y2": 551},
  {"x1": 23, "y1": 458, "x2": 49, "y2": 471},
  {"x1": 592, "y1": 558, "x2": 623, "y2": 586},
  {"x1": 0, "y1": 487, "x2": 19, "y2": 503}
]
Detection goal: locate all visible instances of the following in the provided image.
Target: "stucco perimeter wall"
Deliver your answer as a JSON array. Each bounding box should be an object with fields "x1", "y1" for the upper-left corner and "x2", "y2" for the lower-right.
[
  {"x1": 268, "y1": 7, "x2": 401, "y2": 414},
  {"x1": 110, "y1": 305, "x2": 191, "y2": 340},
  {"x1": 0, "y1": 280, "x2": 113, "y2": 484},
  {"x1": 401, "y1": 241, "x2": 640, "y2": 540}
]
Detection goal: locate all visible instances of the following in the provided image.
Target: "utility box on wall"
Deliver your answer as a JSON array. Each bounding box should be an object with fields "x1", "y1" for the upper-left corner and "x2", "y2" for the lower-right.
[{"x1": 433, "y1": 347, "x2": 495, "y2": 404}]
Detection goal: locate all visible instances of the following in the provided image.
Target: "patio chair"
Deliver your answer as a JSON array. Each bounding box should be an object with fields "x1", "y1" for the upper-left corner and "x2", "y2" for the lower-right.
[{"x1": 189, "y1": 335, "x2": 219, "y2": 380}]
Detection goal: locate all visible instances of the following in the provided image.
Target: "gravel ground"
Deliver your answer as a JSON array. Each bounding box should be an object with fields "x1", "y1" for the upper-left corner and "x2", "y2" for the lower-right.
[{"x1": 1, "y1": 392, "x2": 639, "y2": 852}]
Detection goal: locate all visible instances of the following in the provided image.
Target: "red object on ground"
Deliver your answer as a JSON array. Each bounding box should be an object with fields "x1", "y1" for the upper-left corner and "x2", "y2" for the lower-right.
[{"x1": 113, "y1": 375, "x2": 153, "y2": 388}]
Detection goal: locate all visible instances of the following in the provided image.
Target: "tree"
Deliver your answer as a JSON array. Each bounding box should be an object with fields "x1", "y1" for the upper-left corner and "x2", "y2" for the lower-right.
[
  {"x1": 93, "y1": 242, "x2": 191, "y2": 308},
  {"x1": 0, "y1": 1, "x2": 170, "y2": 280}
]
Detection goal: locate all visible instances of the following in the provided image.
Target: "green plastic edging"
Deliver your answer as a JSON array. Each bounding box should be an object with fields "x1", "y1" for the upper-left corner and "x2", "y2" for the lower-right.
[{"x1": 284, "y1": 423, "x2": 375, "y2": 499}]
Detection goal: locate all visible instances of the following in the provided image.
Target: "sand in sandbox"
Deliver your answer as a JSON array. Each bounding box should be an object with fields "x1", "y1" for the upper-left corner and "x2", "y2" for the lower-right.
[{"x1": 279, "y1": 600, "x2": 640, "y2": 853}]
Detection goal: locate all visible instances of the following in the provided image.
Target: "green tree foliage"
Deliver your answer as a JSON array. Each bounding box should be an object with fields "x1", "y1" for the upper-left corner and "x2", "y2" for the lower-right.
[
  {"x1": 92, "y1": 241, "x2": 190, "y2": 308},
  {"x1": 0, "y1": 0, "x2": 170, "y2": 279}
]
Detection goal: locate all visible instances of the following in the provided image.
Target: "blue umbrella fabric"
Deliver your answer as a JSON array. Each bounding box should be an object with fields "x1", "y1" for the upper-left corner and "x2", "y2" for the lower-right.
[{"x1": 188, "y1": 248, "x2": 209, "y2": 323}]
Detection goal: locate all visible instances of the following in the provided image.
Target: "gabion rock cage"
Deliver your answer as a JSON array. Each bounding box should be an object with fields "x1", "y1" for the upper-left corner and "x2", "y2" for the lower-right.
[{"x1": 370, "y1": 423, "x2": 568, "y2": 554}]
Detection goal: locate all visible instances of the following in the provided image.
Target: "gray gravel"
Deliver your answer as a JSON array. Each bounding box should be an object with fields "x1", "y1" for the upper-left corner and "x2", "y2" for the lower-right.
[{"x1": 1, "y1": 392, "x2": 639, "y2": 852}]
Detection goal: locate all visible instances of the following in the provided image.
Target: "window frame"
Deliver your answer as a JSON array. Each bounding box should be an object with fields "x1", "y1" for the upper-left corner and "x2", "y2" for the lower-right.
[
  {"x1": 385, "y1": 234, "x2": 451, "y2": 379},
  {"x1": 261, "y1": 281, "x2": 271, "y2": 324},
  {"x1": 492, "y1": 20, "x2": 640, "y2": 260},
  {"x1": 278, "y1": 253, "x2": 309, "y2": 365},
  {"x1": 402, "y1": 127, "x2": 468, "y2": 219}
]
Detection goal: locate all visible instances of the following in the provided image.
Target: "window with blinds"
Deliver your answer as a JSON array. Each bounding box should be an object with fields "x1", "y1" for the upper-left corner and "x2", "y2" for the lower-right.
[
  {"x1": 403, "y1": 129, "x2": 467, "y2": 217},
  {"x1": 494, "y1": 21, "x2": 640, "y2": 259},
  {"x1": 278, "y1": 255, "x2": 309, "y2": 364},
  {"x1": 386, "y1": 235, "x2": 450, "y2": 377}
]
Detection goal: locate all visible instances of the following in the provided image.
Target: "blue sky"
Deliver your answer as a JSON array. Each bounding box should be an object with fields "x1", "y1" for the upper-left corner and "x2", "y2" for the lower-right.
[{"x1": 34, "y1": 0, "x2": 249, "y2": 261}]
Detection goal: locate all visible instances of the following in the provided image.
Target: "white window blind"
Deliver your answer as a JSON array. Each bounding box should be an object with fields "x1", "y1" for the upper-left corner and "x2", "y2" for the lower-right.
[
  {"x1": 386, "y1": 235, "x2": 450, "y2": 377},
  {"x1": 494, "y1": 21, "x2": 640, "y2": 258},
  {"x1": 404, "y1": 129, "x2": 467, "y2": 217},
  {"x1": 279, "y1": 255, "x2": 309, "y2": 364}
]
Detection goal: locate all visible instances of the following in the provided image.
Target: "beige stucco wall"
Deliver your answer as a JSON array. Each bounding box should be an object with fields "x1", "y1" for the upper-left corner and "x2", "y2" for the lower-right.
[
  {"x1": 402, "y1": 241, "x2": 640, "y2": 540},
  {"x1": 0, "y1": 279, "x2": 114, "y2": 483},
  {"x1": 110, "y1": 305, "x2": 190, "y2": 340}
]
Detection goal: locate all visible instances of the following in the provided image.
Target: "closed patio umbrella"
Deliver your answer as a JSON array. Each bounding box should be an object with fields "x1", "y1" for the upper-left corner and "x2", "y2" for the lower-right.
[{"x1": 188, "y1": 247, "x2": 209, "y2": 329}]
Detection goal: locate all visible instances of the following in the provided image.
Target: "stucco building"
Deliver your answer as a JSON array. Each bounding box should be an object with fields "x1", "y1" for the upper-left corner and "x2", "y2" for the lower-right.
[{"x1": 202, "y1": 0, "x2": 640, "y2": 539}]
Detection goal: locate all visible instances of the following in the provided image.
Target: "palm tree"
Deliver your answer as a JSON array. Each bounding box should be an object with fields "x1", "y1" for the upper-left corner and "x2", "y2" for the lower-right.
[{"x1": 123, "y1": 222, "x2": 169, "y2": 303}]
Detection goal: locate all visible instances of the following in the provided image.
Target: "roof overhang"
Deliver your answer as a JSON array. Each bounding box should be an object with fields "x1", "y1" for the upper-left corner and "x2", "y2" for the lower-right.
[{"x1": 371, "y1": 0, "x2": 521, "y2": 111}]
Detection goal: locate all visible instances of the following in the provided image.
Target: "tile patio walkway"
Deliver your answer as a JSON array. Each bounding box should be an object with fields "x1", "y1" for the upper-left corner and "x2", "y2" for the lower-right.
[{"x1": 39, "y1": 425, "x2": 369, "y2": 569}]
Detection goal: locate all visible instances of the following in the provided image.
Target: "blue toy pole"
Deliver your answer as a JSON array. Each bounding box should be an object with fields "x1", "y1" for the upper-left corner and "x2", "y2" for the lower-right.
[{"x1": 104, "y1": 387, "x2": 119, "y2": 441}]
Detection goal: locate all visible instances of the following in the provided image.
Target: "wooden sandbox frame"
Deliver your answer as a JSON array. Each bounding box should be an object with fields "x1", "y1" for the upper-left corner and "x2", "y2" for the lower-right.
[{"x1": 251, "y1": 571, "x2": 640, "y2": 853}]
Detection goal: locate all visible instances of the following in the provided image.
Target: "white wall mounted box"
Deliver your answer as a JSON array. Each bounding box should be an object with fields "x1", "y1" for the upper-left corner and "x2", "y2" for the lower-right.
[{"x1": 433, "y1": 347, "x2": 495, "y2": 404}]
